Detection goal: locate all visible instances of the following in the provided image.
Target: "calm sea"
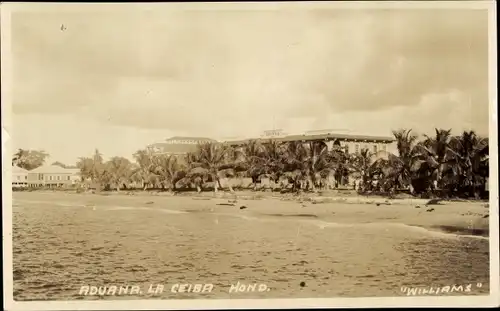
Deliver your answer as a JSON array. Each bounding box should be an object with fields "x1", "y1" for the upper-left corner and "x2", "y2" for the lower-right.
[{"x1": 11, "y1": 193, "x2": 490, "y2": 300}]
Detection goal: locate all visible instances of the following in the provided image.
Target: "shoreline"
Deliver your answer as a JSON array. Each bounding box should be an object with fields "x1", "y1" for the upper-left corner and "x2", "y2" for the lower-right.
[
  {"x1": 12, "y1": 188, "x2": 490, "y2": 205},
  {"x1": 12, "y1": 190, "x2": 491, "y2": 239}
]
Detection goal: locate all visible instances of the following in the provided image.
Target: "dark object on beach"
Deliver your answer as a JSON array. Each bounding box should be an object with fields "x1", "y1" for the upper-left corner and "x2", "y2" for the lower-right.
[
  {"x1": 145, "y1": 201, "x2": 154, "y2": 205},
  {"x1": 425, "y1": 198, "x2": 442, "y2": 206},
  {"x1": 217, "y1": 203, "x2": 235, "y2": 206},
  {"x1": 299, "y1": 281, "x2": 306, "y2": 287},
  {"x1": 415, "y1": 205, "x2": 421, "y2": 208},
  {"x1": 376, "y1": 203, "x2": 381, "y2": 206},
  {"x1": 483, "y1": 214, "x2": 489, "y2": 218},
  {"x1": 240, "y1": 206, "x2": 247, "y2": 210},
  {"x1": 426, "y1": 208, "x2": 435, "y2": 212}
]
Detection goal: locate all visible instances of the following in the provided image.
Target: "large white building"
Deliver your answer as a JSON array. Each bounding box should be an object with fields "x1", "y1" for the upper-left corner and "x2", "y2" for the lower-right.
[
  {"x1": 147, "y1": 136, "x2": 217, "y2": 155},
  {"x1": 146, "y1": 131, "x2": 396, "y2": 160},
  {"x1": 224, "y1": 129, "x2": 396, "y2": 155}
]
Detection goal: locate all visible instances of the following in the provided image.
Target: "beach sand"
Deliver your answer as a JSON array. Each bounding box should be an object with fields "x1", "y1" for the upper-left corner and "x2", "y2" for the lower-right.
[{"x1": 14, "y1": 190, "x2": 490, "y2": 237}]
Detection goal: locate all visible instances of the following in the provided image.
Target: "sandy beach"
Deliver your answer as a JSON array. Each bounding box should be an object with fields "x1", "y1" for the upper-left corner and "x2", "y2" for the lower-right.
[
  {"x1": 11, "y1": 191, "x2": 491, "y2": 300},
  {"x1": 16, "y1": 190, "x2": 490, "y2": 237}
]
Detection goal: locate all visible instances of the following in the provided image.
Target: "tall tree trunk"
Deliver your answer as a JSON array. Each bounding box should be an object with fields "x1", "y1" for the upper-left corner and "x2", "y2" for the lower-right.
[
  {"x1": 227, "y1": 178, "x2": 235, "y2": 193},
  {"x1": 252, "y1": 176, "x2": 258, "y2": 191},
  {"x1": 214, "y1": 179, "x2": 218, "y2": 193},
  {"x1": 309, "y1": 174, "x2": 317, "y2": 192}
]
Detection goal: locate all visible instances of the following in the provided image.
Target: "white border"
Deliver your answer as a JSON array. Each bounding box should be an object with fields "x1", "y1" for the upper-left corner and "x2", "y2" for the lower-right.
[{"x1": 2, "y1": 1, "x2": 499, "y2": 310}]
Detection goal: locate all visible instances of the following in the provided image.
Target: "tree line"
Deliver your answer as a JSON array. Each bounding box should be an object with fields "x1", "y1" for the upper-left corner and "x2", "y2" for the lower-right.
[{"x1": 12, "y1": 128, "x2": 489, "y2": 199}]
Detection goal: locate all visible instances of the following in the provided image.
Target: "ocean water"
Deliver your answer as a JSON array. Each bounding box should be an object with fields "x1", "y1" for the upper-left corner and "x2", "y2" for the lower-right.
[{"x1": 11, "y1": 193, "x2": 490, "y2": 300}]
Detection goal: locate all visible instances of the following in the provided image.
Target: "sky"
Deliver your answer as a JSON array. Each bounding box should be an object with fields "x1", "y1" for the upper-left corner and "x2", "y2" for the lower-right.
[{"x1": 7, "y1": 5, "x2": 491, "y2": 165}]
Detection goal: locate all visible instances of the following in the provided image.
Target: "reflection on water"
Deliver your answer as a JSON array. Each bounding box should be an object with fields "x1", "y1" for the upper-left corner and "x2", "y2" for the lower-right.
[{"x1": 12, "y1": 194, "x2": 489, "y2": 300}]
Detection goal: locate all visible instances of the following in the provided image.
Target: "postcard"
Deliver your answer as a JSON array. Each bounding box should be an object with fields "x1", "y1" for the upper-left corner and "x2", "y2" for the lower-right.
[{"x1": 2, "y1": 1, "x2": 498, "y2": 310}]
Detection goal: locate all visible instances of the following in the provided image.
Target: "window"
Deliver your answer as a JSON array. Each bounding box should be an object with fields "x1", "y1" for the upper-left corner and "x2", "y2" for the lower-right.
[
  {"x1": 373, "y1": 145, "x2": 378, "y2": 153},
  {"x1": 355, "y1": 144, "x2": 360, "y2": 153},
  {"x1": 49, "y1": 176, "x2": 53, "y2": 181},
  {"x1": 25, "y1": 176, "x2": 28, "y2": 180},
  {"x1": 344, "y1": 145, "x2": 349, "y2": 153},
  {"x1": 39, "y1": 174, "x2": 44, "y2": 180},
  {"x1": 67, "y1": 176, "x2": 71, "y2": 180},
  {"x1": 57, "y1": 176, "x2": 61, "y2": 181}
]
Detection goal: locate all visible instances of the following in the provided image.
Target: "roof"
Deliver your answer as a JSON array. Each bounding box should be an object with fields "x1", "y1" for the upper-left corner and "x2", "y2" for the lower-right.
[
  {"x1": 167, "y1": 136, "x2": 216, "y2": 142},
  {"x1": 224, "y1": 133, "x2": 395, "y2": 145},
  {"x1": 12, "y1": 166, "x2": 29, "y2": 174},
  {"x1": 148, "y1": 142, "x2": 201, "y2": 154},
  {"x1": 29, "y1": 165, "x2": 77, "y2": 174}
]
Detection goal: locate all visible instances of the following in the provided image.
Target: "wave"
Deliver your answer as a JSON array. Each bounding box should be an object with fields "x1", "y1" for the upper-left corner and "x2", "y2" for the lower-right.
[{"x1": 308, "y1": 220, "x2": 489, "y2": 240}]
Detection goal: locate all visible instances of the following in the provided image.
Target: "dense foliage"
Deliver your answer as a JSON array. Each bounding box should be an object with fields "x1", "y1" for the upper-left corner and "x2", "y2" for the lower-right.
[{"x1": 13, "y1": 129, "x2": 489, "y2": 198}]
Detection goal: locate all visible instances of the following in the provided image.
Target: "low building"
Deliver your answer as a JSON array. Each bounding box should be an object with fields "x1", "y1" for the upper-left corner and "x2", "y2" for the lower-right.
[
  {"x1": 27, "y1": 165, "x2": 80, "y2": 188},
  {"x1": 12, "y1": 165, "x2": 29, "y2": 188},
  {"x1": 147, "y1": 136, "x2": 217, "y2": 156},
  {"x1": 66, "y1": 168, "x2": 82, "y2": 184}
]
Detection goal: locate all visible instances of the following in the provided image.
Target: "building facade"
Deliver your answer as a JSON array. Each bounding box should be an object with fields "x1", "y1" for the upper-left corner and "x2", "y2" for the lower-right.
[
  {"x1": 147, "y1": 136, "x2": 217, "y2": 155},
  {"x1": 12, "y1": 165, "x2": 29, "y2": 188},
  {"x1": 223, "y1": 129, "x2": 395, "y2": 155},
  {"x1": 27, "y1": 165, "x2": 81, "y2": 188},
  {"x1": 146, "y1": 131, "x2": 395, "y2": 164},
  {"x1": 220, "y1": 129, "x2": 395, "y2": 188}
]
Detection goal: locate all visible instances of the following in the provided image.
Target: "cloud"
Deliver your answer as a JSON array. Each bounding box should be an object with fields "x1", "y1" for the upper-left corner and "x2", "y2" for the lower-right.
[{"x1": 10, "y1": 8, "x2": 490, "y2": 140}]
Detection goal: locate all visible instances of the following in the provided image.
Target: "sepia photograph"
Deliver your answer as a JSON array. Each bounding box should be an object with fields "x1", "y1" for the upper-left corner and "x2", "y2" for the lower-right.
[{"x1": 2, "y1": 1, "x2": 498, "y2": 310}]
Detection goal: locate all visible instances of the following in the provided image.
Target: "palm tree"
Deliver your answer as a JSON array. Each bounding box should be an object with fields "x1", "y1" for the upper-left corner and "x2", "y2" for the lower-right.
[
  {"x1": 380, "y1": 129, "x2": 423, "y2": 193},
  {"x1": 132, "y1": 149, "x2": 157, "y2": 190},
  {"x1": 105, "y1": 157, "x2": 133, "y2": 191},
  {"x1": 256, "y1": 140, "x2": 287, "y2": 188},
  {"x1": 151, "y1": 154, "x2": 186, "y2": 191},
  {"x1": 76, "y1": 149, "x2": 106, "y2": 190},
  {"x1": 240, "y1": 140, "x2": 265, "y2": 189},
  {"x1": 416, "y1": 128, "x2": 453, "y2": 191},
  {"x1": 182, "y1": 142, "x2": 237, "y2": 193},
  {"x1": 445, "y1": 131, "x2": 489, "y2": 198},
  {"x1": 281, "y1": 140, "x2": 336, "y2": 192},
  {"x1": 330, "y1": 143, "x2": 350, "y2": 188},
  {"x1": 348, "y1": 148, "x2": 375, "y2": 192},
  {"x1": 76, "y1": 157, "x2": 94, "y2": 181}
]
